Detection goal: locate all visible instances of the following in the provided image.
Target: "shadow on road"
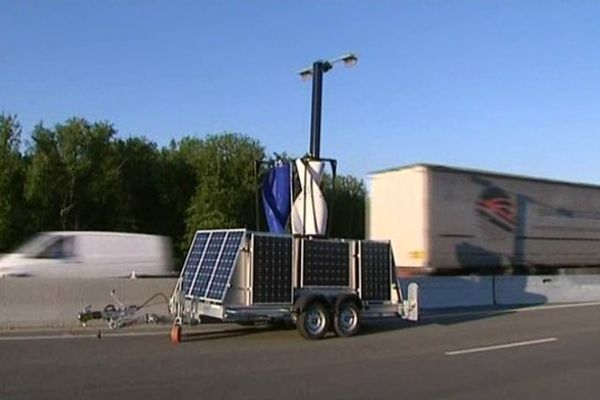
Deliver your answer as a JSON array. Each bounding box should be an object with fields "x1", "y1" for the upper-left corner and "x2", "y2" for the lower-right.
[
  {"x1": 179, "y1": 306, "x2": 524, "y2": 341},
  {"x1": 182, "y1": 324, "x2": 280, "y2": 342},
  {"x1": 358, "y1": 307, "x2": 516, "y2": 337}
]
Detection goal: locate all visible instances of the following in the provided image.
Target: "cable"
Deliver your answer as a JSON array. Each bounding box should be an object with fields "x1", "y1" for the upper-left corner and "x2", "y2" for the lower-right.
[{"x1": 136, "y1": 292, "x2": 170, "y2": 311}]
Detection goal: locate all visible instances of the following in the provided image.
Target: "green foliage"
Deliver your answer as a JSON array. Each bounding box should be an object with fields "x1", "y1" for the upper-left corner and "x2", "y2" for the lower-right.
[
  {"x1": 25, "y1": 118, "x2": 121, "y2": 231},
  {"x1": 113, "y1": 137, "x2": 165, "y2": 233},
  {"x1": 183, "y1": 133, "x2": 265, "y2": 248},
  {"x1": 0, "y1": 114, "x2": 367, "y2": 263},
  {"x1": 0, "y1": 114, "x2": 26, "y2": 251},
  {"x1": 160, "y1": 138, "x2": 202, "y2": 255},
  {"x1": 323, "y1": 174, "x2": 366, "y2": 239}
]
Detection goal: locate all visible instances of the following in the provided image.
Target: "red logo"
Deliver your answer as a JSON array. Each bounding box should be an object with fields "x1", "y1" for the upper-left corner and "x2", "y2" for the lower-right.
[{"x1": 477, "y1": 187, "x2": 516, "y2": 233}]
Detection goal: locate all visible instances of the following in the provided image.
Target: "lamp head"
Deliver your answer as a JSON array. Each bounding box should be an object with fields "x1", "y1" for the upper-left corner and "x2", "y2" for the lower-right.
[
  {"x1": 298, "y1": 53, "x2": 358, "y2": 81},
  {"x1": 341, "y1": 53, "x2": 358, "y2": 67},
  {"x1": 298, "y1": 68, "x2": 313, "y2": 81}
]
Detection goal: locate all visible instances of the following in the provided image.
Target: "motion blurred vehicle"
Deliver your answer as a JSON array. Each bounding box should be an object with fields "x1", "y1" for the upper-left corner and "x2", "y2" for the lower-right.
[{"x1": 0, "y1": 232, "x2": 173, "y2": 278}]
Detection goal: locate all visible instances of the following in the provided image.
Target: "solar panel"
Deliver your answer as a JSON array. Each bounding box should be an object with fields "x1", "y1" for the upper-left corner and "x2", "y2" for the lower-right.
[
  {"x1": 186, "y1": 229, "x2": 245, "y2": 302},
  {"x1": 180, "y1": 232, "x2": 210, "y2": 294},
  {"x1": 302, "y1": 238, "x2": 350, "y2": 286},
  {"x1": 360, "y1": 241, "x2": 391, "y2": 301},
  {"x1": 188, "y1": 231, "x2": 225, "y2": 298},
  {"x1": 205, "y1": 230, "x2": 245, "y2": 301},
  {"x1": 252, "y1": 234, "x2": 293, "y2": 304}
]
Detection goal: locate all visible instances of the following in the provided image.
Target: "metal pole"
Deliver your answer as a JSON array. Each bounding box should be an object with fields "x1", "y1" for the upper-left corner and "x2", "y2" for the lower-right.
[
  {"x1": 309, "y1": 61, "x2": 327, "y2": 159},
  {"x1": 254, "y1": 160, "x2": 261, "y2": 231}
]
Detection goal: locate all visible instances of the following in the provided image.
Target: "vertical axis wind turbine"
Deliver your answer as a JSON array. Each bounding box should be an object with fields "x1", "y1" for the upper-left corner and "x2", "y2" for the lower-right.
[{"x1": 292, "y1": 53, "x2": 358, "y2": 236}]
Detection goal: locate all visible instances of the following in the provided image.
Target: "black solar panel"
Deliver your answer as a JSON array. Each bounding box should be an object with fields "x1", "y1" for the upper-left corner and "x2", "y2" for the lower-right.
[
  {"x1": 252, "y1": 234, "x2": 293, "y2": 304},
  {"x1": 360, "y1": 241, "x2": 391, "y2": 301},
  {"x1": 184, "y1": 229, "x2": 245, "y2": 302},
  {"x1": 302, "y1": 239, "x2": 350, "y2": 286}
]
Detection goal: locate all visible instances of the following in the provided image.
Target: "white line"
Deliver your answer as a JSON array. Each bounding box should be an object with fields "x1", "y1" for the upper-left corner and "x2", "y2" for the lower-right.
[
  {"x1": 512, "y1": 301, "x2": 600, "y2": 312},
  {"x1": 445, "y1": 337, "x2": 558, "y2": 356}
]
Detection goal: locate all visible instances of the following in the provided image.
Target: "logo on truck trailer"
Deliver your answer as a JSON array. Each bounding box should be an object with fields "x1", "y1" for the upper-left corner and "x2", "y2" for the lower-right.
[{"x1": 476, "y1": 187, "x2": 516, "y2": 233}]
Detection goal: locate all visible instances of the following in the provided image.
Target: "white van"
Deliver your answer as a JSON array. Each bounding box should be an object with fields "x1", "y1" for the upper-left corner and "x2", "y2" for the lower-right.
[{"x1": 0, "y1": 232, "x2": 173, "y2": 278}]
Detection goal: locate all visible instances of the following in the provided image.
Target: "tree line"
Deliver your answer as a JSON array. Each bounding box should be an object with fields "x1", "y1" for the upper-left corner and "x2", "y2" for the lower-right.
[{"x1": 0, "y1": 114, "x2": 366, "y2": 261}]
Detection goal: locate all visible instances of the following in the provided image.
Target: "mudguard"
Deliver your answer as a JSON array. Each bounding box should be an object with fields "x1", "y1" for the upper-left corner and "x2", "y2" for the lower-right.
[
  {"x1": 334, "y1": 294, "x2": 363, "y2": 314},
  {"x1": 293, "y1": 293, "x2": 332, "y2": 314}
]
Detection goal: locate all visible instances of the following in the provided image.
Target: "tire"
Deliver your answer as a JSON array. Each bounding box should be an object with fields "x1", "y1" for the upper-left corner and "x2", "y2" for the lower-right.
[
  {"x1": 333, "y1": 302, "x2": 361, "y2": 337},
  {"x1": 297, "y1": 302, "x2": 330, "y2": 340}
]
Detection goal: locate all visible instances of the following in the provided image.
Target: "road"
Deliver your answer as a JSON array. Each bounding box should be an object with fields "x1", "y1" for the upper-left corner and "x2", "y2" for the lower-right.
[{"x1": 1, "y1": 304, "x2": 599, "y2": 400}]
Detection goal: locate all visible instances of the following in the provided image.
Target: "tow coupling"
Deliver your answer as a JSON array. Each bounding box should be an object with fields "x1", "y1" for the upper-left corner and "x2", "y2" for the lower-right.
[{"x1": 77, "y1": 290, "x2": 169, "y2": 329}]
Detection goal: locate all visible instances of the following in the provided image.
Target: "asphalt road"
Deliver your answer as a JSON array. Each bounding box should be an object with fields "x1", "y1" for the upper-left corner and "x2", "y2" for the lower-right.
[{"x1": 1, "y1": 304, "x2": 599, "y2": 400}]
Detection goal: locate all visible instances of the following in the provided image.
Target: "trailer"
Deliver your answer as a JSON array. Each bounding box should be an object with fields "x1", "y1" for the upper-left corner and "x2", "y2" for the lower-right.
[
  {"x1": 169, "y1": 229, "x2": 419, "y2": 341},
  {"x1": 167, "y1": 55, "x2": 423, "y2": 341},
  {"x1": 368, "y1": 164, "x2": 600, "y2": 271}
]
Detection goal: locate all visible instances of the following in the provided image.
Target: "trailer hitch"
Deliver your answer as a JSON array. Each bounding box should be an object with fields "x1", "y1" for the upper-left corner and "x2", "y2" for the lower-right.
[{"x1": 77, "y1": 290, "x2": 167, "y2": 329}]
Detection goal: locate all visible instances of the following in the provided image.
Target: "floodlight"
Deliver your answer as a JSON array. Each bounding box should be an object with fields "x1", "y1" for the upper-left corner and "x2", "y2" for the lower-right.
[
  {"x1": 341, "y1": 53, "x2": 358, "y2": 67},
  {"x1": 298, "y1": 68, "x2": 313, "y2": 81},
  {"x1": 298, "y1": 52, "x2": 359, "y2": 159}
]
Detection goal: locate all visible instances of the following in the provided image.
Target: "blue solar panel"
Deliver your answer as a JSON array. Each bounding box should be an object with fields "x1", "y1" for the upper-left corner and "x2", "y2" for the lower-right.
[
  {"x1": 205, "y1": 230, "x2": 245, "y2": 301},
  {"x1": 189, "y1": 231, "x2": 226, "y2": 298},
  {"x1": 185, "y1": 229, "x2": 245, "y2": 302},
  {"x1": 180, "y1": 232, "x2": 210, "y2": 294}
]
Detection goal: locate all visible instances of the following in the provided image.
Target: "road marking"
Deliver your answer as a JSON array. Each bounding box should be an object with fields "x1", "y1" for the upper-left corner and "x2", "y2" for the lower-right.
[
  {"x1": 445, "y1": 337, "x2": 558, "y2": 356},
  {"x1": 512, "y1": 301, "x2": 600, "y2": 312}
]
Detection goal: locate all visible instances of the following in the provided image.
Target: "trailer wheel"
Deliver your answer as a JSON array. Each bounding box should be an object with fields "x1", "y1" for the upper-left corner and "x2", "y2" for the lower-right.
[
  {"x1": 170, "y1": 324, "x2": 182, "y2": 344},
  {"x1": 297, "y1": 302, "x2": 329, "y2": 340},
  {"x1": 333, "y1": 302, "x2": 361, "y2": 337}
]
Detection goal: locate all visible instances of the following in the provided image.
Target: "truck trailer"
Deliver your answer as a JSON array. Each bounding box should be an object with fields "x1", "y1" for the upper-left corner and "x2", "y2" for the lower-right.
[{"x1": 368, "y1": 164, "x2": 600, "y2": 272}]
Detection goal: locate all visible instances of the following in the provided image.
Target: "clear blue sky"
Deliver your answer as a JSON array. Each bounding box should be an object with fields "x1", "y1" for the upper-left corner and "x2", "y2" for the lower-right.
[{"x1": 2, "y1": 1, "x2": 600, "y2": 183}]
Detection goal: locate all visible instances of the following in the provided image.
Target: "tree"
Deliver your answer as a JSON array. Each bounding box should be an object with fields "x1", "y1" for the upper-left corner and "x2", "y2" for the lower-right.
[
  {"x1": 324, "y1": 174, "x2": 366, "y2": 239},
  {"x1": 3, "y1": 113, "x2": 366, "y2": 260},
  {"x1": 184, "y1": 133, "x2": 265, "y2": 247},
  {"x1": 113, "y1": 137, "x2": 165, "y2": 233},
  {"x1": 161, "y1": 138, "x2": 201, "y2": 254},
  {"x1": 25, "y1": 118, "x2": 122, "y2": 231},
  {"x1": 0, "y1": 114, "x2": 26, "y2": 251}
]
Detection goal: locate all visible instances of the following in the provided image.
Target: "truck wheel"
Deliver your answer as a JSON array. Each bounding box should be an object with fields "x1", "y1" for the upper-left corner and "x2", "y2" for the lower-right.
[
  {"x1": 334, "y1": 302, "x2": 361, "y2": 337},
  {"x1": 297, "y1": 303, "x2": 329, "y2": 340}
]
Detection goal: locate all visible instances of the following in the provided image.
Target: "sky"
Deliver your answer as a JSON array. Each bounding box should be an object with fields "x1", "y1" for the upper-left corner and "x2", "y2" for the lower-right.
[{"x1": 2, "y1": 1, "x2": 600, "y2": 183}]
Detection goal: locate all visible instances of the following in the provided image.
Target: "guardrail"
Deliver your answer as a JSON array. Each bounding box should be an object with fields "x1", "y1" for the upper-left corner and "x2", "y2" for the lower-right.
[
  {"x1": 397, "y1": 275, "x2": 600, "y2": 309},
  {"x1": 0, "y1": 278, "x2": 176, "y2": 329},
  {"x1": 2, "y1": 275, "x2": 600, "y2": 329}
]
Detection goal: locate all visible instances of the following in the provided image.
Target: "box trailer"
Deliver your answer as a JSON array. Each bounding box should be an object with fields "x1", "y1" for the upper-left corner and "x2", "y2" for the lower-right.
[
  {"x1": 169, "y1": 229, "x2": 419, "y2": 341},
  {"x1": 368, "y1": 164, "x2": 600, "y2": 271}
]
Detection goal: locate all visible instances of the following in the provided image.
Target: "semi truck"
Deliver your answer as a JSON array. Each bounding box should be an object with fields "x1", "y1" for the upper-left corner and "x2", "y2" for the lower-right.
[{"x1": 368, "y1": 164, "x2": 600, "y2": 272}]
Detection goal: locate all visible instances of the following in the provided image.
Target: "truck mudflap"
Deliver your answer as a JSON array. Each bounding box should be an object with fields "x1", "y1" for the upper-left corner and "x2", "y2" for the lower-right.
[{"x1": 400, "y1": 282, "x2": 419, "y2": 321}]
